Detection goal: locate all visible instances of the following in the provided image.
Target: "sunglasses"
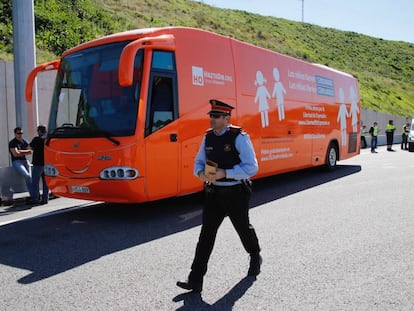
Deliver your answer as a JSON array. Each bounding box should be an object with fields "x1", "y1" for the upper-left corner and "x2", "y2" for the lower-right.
[{"x1": 16, "y1": 132, "x2": 23, "y2": 135}]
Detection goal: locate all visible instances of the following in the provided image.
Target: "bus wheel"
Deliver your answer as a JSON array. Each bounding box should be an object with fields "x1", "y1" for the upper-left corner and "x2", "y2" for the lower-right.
[{"x1": 325, "y1": 143, "x2": 337, "y2": 171}]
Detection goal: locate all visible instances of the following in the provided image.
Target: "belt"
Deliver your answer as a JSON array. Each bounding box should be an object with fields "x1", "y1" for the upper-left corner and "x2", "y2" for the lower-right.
[{"x1": 209, "y1": 183, "x2": 243, "y2": 193}]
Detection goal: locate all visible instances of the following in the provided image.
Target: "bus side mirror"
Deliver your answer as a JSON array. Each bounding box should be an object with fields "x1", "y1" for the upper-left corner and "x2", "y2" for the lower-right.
[
  {"x1": 118, "y1": 34, "x2": 176, "y2": 87},
  {"x1": 26, "y1": 60, "x2": 60, "y2": 102}
]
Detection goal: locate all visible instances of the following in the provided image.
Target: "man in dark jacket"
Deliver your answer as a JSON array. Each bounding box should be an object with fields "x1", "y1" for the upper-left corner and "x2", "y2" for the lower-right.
[
  {"x1": 30, "y1": 125, "x2": 49, "y2": 204},
  {"x1": 177, "y1": 99, "x2": 262, "y2": 293}
]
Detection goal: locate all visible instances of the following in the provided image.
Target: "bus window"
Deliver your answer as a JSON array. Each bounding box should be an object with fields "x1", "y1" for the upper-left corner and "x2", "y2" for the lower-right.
[
  {"x1": 152, "y1": 50, "x2": 175, "y2": 70},
  {"x1": 147, "y1": 77, "x2": 174, "y2": 134},
  {"x1": 145, "y1": 51, "x2": 178, "y2": 136},
  {"x1": 49, "y1": 41, "x2": 143, "y2": 138}
]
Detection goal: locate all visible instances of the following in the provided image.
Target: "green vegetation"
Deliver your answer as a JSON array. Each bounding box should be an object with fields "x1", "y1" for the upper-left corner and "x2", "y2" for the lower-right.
[{"x1": 1, "y1": 0, "x2": 413, "y2": 116}]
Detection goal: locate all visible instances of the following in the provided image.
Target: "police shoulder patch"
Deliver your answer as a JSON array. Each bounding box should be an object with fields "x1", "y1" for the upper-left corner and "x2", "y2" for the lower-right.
[{"x1": 228, "y1": 125, "x2": 242, "y2": 134}]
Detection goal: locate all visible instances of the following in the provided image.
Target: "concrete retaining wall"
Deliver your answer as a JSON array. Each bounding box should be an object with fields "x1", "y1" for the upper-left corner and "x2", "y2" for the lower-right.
[{"x1": 1, "y1": 60, "x2": 56, "y2": 168}]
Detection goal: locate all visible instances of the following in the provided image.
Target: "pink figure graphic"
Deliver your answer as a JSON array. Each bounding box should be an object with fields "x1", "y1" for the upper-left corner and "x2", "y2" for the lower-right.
[
  {"x1": 349, "y1": 86, "x2": 359, "y2": 132},
  {"x1": 254, "y1": 70, "x2": 271, "y2": 128},
  {"x1": 336, "y1": 88, "x2": 350, "y2": 146}
]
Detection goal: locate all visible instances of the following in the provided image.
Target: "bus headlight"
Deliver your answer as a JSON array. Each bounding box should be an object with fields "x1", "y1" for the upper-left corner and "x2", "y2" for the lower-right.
[
  {"x1": 99, "y1": 167, "x2": 139, "y2": 180},
  {"x1": 44, "y1": 164, "x2": 59, "y2": 177}
]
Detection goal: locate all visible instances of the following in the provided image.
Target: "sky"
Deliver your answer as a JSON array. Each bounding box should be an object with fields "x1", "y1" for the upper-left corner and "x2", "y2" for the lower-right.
[{"x1": 195, "y1": 0, "x2": 414, "y2": 44}]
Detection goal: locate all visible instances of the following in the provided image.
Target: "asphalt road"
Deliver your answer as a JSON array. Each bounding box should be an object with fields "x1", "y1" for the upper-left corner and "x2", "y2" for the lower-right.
[{"x1": 1, "y1": 144, "x2": 413, "y2": 311}]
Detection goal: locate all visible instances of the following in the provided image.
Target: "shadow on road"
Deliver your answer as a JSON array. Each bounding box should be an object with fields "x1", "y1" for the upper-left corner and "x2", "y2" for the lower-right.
[
  {"x1": 173, "y1": 276, "x2": 256, "y2": 310},
  {"x1": 250, "y1": 164, "x2": 361, "y2": 207},
  {"x1": 0, "y1": 164, "x2": 361, "y2": 284}
]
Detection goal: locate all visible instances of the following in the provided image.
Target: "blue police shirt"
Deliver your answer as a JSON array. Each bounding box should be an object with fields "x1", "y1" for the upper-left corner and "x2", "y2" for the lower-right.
[{"x1": 194, "y1": 126, "x2": 258, "y2": 181}]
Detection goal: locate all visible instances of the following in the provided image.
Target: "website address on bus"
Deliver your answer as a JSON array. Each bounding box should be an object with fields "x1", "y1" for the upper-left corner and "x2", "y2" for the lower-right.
[{"x1": 298, "y1": 120, "x2": 331, "y2": 126}]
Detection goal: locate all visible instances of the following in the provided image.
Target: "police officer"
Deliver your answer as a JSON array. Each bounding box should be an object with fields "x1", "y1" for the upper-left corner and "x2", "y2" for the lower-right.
[
  {"x1": 385, "y1": 120, "x2": 396, "y2": 151},
  {"x1": 177, "y1": 99, "x2": 262, "y2": 293},
  {"x1": 401, "y1": 122, "x2": 410, "y2": 150},
  {"x1": 369, "y1": 121, "x2": 379, "y2": 153}
]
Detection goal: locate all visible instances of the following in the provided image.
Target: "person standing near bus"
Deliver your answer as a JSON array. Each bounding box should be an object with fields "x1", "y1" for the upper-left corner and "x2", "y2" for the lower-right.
[
  {"x1": 369, "y1": 122, "x2": 379, "y2": 153},
  {"x1": 177, "y1": 99, "x2": 262, "y2": 293},
  {"x1": 360, "y1": 124, "x2": 367, "y2": 149},
  {"x1": 385, "y1": 120, "x2": 396, "y2": 151},
  {"x1": 8, "y1": 127, "x2": 37, "y2": 204},
  {"x1": 30, "y1": 125, "x2": 49, "y2": 204},
  {"x1": 401, "y1": 122, "x2": 410, "y2": 150}
]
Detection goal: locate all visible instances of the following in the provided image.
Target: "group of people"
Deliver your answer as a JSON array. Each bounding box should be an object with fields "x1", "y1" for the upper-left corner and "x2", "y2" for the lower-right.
[
  {"x1": 8, "y1": 125, "x2": 49, "y2": 205},
  {"x1": 8, "y1": 107, "x2": 410, "y2": 294},
  {"x1": 361, "y1": 120, "x2": 411, "y2": 153}
]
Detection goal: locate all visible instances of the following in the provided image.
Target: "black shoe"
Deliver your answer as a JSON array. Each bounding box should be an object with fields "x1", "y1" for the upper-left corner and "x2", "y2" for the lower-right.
[
  {"x1": 248, "y1": 254, "x2": 262, "y2": 276},
  {"x1": 176, "y1": 279, "x2": 203, "y2": 293}
]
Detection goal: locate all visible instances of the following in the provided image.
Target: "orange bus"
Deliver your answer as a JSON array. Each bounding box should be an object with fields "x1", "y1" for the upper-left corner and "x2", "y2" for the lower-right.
[{"x1": 26, "y1": 26, "x2": 360, "y2": 203}]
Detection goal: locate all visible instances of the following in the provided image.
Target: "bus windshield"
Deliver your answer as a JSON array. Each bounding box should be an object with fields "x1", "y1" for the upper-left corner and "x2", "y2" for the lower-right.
[{"x1": 49, "y1": 41, "x2": 143, "y2": 139}]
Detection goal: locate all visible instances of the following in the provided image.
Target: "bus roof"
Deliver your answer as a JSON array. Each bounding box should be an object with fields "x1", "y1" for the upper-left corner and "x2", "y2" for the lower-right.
[
  {"x1": 61, "y1": 26, "x2": 355, "y2": 81},
  {"x1": 61, "y1": 27, "x2": 208, "y2": 57}
]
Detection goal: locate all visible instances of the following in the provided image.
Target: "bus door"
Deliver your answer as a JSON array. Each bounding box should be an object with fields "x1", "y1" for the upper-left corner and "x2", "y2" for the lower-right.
[{"x1": 144, "y1": 51, "x2": 179, "y2": 200}]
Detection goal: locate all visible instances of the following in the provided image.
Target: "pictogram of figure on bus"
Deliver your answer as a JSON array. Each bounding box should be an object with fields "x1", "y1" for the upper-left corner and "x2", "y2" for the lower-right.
[
  {"x1": 271, "y1": 67, "x2": 286, "y2": 121},
  {"x1": 254, "y1": 70, "x2": 271, "y2": 128},
  {"x1": 348, "y1": 86, "x2": 359, "y2": 133},
  {"x1": 336, "y1": 87, "x2": 350, "y2": 146}
]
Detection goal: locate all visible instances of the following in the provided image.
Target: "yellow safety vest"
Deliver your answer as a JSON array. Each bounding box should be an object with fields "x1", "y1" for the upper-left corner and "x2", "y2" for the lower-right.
[{"x1": 386, "y1": 124, "x2": 395, "y2": 132}]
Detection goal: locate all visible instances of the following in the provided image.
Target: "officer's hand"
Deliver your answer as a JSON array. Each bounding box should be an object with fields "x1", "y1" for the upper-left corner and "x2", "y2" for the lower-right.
[
  {"x1": 199, "y1": 172, "x2": 213, "y2": 183},
  {"x1": 204, "y1": 172, "x2": 216, "y2": 183},
  {"x1": 199, "y1": 169, "x2": 226, "y2": 182},
  {"x1": 214, "y1": 169, "x2": 226, "y2": 180}
]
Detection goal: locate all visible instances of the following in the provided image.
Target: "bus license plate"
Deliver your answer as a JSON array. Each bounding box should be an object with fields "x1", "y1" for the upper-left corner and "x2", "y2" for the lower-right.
[{"x1": 70, "y1": 186, "x2": 90, "y2": 193}]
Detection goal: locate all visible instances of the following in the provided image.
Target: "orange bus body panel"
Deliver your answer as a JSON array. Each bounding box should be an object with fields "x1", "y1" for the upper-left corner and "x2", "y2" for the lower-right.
[{"x1": 28, "y1": 27, "x2": 360, "y2": 203}]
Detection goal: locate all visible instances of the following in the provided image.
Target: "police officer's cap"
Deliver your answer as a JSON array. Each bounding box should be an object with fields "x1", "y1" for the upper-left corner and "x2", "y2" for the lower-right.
[{"x1": 208, "y1": 99, "x2": 234, "y2": 116}]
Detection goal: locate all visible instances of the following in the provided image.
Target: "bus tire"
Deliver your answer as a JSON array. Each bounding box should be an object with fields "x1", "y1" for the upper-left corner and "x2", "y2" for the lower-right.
[{"x1": 325, "y1": 143, "x2": 338, "y2": 171}]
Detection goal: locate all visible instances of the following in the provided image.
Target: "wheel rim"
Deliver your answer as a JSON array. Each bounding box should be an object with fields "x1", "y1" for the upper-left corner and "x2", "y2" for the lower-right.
[{"x1": 328, "y1": 147, "x2": 336, "y2": 167}]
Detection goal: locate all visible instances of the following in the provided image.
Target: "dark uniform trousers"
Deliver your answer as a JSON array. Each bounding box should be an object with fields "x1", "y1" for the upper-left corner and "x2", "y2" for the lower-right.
[
  {"x1": 189, "y1": 183, "x2": 260, "y2": 282},
  {"x1": 386, "y1": 131, "x2": 394, "y2": 148}
]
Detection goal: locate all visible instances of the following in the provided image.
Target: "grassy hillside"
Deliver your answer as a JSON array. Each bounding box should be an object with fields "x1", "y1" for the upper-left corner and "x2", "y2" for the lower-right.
[{"x1": 1, "y1": 0, "x2": 413, "y2": 117}]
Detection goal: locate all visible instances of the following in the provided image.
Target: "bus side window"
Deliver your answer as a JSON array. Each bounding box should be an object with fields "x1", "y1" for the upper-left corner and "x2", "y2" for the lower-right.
[{"x1": 147, "y1": 76, "x2": 174, "y2": 135}]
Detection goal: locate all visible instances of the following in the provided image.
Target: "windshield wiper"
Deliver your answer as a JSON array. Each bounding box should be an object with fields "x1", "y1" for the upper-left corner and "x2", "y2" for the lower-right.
[
  {"x1": 92, "y1": 129, "x2": 121, "y2": 146},
  {"x1": 46, "y1": 123, "x2": 76, "y2": 145},
  {"x1": 45, "y1": 124, "x2": 120, "y2": 146}
]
